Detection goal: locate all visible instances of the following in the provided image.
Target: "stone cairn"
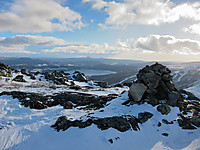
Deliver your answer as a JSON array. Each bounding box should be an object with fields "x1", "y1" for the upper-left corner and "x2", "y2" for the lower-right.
[{"x1": 128, "y1": 62, "x2": 184, "y2": 114}]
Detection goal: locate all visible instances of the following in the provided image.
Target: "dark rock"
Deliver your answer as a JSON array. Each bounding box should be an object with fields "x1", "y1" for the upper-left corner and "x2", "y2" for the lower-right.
[
  {"x1": 108, "y1": 139, "x2": 113, "y2": 144},
  {"x1": 34, "y1": 71, "x2": 40, "y2": 75},
  {"x1": 162, "y1": 133, "x2": 169, "y2": 137},
  {"x1": 94, "y1": 116, "x2": 131, "y2": 132},
  {"x1": 146, "y1": 98, "x2": 159, "y2": 106},
  {"x1": 123, "y1": 82, "x2": 133, "y2": 87},
  {"x1": 162, "y1": 119, "x2": 174, "y2": 124},
  {"x1": 157, "y1": 104, "x2": 171, "y2": 115},
  {"x1": 158, "y1": 122, "x2": 162, "y2": 127},
  {"x1": 177, "y1": 114, "x2": 197, "y2": 130},
  {"x1": 133, "y1": 62, "x2": 184, "y2": 107},
  {"x1": 167, "y1": 91, "x2": 180, "y2": 106},
  {"x1": 73, "y1": 71, "x2": 88, "y2": 82},
  {"x1": 114, "y1": 83, "x2": 124, "y2": 87},
  {"x1": 51, "y1": 116, "x2": 71, "y2": 131},
  {"x1": 30, "y1": 74, "x2": 36, "y2": 80},
  {"x1": 52, "y1": 116, "x2": 133, "y2": 132},
  {"x1": 138, "y1": 112, "x2": 153, "y2": 123},
  {"x1": 13, "y1": 75, "x2": 26, "y2": 82},
  {"x1": 63, "y1": 102, "x2": 74, "y2": 109},
  {"x1": 97, "y1": 81, "x2": 109, "y2": 88},
  {"x1": 21, "y1": 69, "x2": 29, "y2": 75},
  {"x1": 128, "y1": 116, "x2": 140, "y2": 131},
  {"x1": 190, "y1": 116, "x2": 200, "y2": 127},
  {"x1": 0, "y1": 62, "x2": 14, "y2": 77},
  {"x1": 180, "y1": 89, "x2": 200, "y2": 101}
]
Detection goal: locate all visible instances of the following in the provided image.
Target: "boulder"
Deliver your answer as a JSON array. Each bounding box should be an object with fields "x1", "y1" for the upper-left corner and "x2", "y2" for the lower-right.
[
  {"x1": 157, "y1": 104, "x2": 171, "y2": 115},
  {"x1": 129, "y1": 83, "x2": 147, "y2": 102},
  {"x1": 13, "y1": 75, "x2": 26, "y2": 82}
]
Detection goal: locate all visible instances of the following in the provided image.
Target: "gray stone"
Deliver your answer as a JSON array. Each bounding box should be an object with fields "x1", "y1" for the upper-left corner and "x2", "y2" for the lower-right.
[{"x1": 129, "y1": 83, "x2": 147, "y2": 102}]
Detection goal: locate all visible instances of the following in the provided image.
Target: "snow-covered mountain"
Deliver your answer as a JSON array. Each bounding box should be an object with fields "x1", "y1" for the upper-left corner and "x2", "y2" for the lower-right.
[{"x1": 0, "y1": 62, "x2": 199, "y2": 150}]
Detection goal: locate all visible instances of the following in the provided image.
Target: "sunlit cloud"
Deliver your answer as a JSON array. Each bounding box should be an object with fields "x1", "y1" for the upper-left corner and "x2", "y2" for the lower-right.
[
  {"x1": 83, "y1": 0, "x2": 200, "y2": 35},
  {"x1": 0, "y1": 0, "x2": 85, "y2": 33}
]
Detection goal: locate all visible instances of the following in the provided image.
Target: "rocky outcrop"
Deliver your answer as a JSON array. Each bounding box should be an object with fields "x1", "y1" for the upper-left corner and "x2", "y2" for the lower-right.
[
  {"x1": 43, "y1": 71, "x2": 68, "y2": 85},
  {"x1": 128, "y1": 62, "x2": 184, "y2": 107},
  {"x1": 0, "y1": 91, "x2": 118, "y2": 110},
  {"x1": 51, "y1": 112, "x2": 153, "y2": 132}
]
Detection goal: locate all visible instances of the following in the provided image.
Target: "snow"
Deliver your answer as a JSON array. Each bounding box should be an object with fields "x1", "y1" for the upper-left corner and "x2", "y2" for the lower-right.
[
  {"x1": 0, "y1": 92, "x2": 200, "y2": 150},
  {"x1": 0, "y1": 64, "x2": 200, "y2": 150}
]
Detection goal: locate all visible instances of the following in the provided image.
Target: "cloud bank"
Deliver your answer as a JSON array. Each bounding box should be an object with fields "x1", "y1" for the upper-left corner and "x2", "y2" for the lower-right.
[
  {"x1": 43, "y1": 35, "x2": 200, "y2": 55},
  {"x1": 0, "y1": 35, "x2": 68, "y2": 54}
]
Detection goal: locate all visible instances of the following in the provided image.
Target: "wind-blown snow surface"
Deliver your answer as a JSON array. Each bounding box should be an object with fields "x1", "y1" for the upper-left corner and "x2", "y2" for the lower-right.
[{"x1": 1, "y1": 92, "x2": 200, "y2": 150}]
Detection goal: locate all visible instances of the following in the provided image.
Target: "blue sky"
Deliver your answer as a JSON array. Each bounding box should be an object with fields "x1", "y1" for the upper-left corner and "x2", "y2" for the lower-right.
[{"x1": 0, "y1": 0, "x2": 200, "y2": 61}]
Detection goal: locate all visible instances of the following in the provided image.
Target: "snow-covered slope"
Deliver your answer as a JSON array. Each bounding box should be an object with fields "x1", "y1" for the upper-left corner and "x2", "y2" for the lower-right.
[
  {"x1": 0, "y1": 92, "x2": 200, "y2": 150},
  {"x1": 0, "y1": 62, "x2": 200, "y2": 150}
]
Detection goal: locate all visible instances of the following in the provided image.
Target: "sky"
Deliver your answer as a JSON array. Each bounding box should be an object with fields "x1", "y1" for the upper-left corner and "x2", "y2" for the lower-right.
[{"x1": 0, "y1": 0, "x2": 200, "y2": 62}]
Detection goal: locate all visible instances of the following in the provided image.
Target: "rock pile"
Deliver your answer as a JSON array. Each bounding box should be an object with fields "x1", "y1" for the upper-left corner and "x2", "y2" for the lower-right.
[{"x1": 129, "y1": 62, "x2": 184, "y2": 107}]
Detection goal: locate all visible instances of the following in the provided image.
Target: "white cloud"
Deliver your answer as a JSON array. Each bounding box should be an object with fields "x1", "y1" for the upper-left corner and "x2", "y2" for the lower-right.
[
  {"x1": 134, "y1": 35, "x2": 200, "y2": 54},
  {"x1": 184, "y1": 23, "x2": 200, "y2": 35},
  {"x1": 83, "y1": 0, "x2": 200, "y2": 34},
  {"x1": 0, "y1": 0, "x2": 85, "y2": 33},
  {"x1": 42, "y1": 35, "x2": 200, "y2": 55},
  {"x1": 0, "y1": 35, "x2": 69, "y2": 53}
]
